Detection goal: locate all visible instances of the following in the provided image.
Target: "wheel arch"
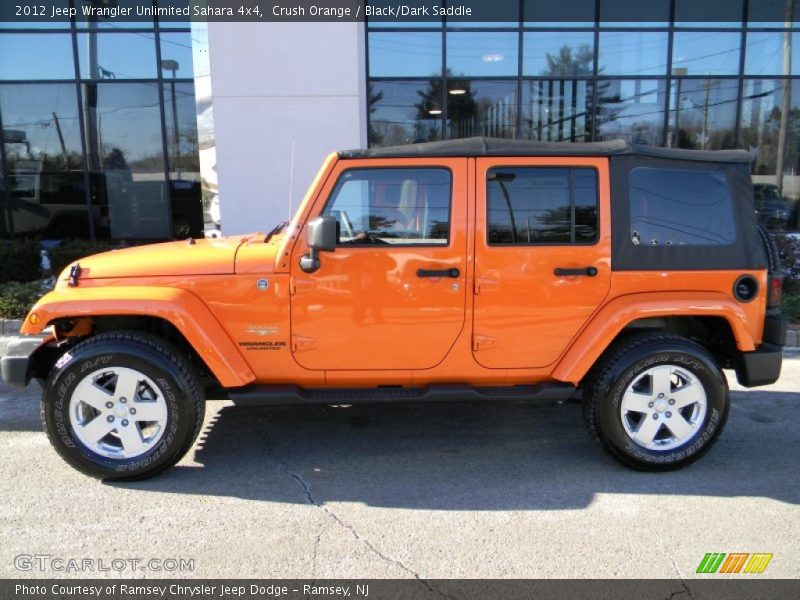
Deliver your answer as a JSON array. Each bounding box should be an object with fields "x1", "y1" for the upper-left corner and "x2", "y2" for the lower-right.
[
  {"x1": 21, "y1": 286, "x2": 255, "y2": 388},
  {"x1": 552, "y1": 292, "x2": 755, "y2": 385}
]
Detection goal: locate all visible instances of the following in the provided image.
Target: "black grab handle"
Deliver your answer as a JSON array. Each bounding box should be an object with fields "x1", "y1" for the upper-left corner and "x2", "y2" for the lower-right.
[
  {"x1": 554, "y1": 266, "x2": 598, "y2": 277},
  {"x1": 417, "y1": 268, "x2": 461, "y2": 278}
]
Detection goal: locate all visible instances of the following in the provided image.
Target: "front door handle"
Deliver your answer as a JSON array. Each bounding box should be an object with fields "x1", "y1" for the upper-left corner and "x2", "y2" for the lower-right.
[
  {"x1": 554, "y1": 266, "x2": 598, "y2": 277},
  {"x1": 417, "y1": 268, "x2": 460, "y2": 278}
]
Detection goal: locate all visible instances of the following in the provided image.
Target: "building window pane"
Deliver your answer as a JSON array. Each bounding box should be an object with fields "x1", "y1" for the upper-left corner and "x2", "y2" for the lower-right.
[
  {"x1": 629, "y1": 168, "x2": 736, "y2": 246},
  {"x1": 0, "y1": 84, "x2": 87, "y2": 238},
  {"x1": 447, "y1": 0, "x2": 519, "y2": 27},
  {"x1": 159, "y1": 33, "x2": 195, "y2": 79},
  {"x1": 522, "y1": 32, "x2": 595, "y2": 76},
  {"x1": 487, "y1": 167, "x2": 598, "y2": 244},
  {"x1": 674, "y1": 0, "x2": 743, "y2": 27},
  {"x1": 599, "y1": 0, "x2": 670, "y2": 26},
  {"x1": 323, "y1": 168, "x2": 452, "y2": 245},
  {"x1": 747, "y1": 0, "x2": 800, "y2": 27},
  {"x1": 77, "y1": 33, "x2": 158, "y2": 79},
  {"x1": 523, "y1": 0, "x2": 595, "y2": 26},
  {"x1": 740, "y1": 79, "x2": 800, "y2": 231},
  {"x1": 672, "y1": 32, "x2": 741, "y2": 76},
  {"x1": 668, "y1": 78, "x2": 739, "y2": 149},
  {"x1": 83, "y1": 83, "x2": 168, "y2": 240},
  {"x1": 163, "y1": 82, "x2": 203, "y2": 238},
  {"x1": 521, "y1": 80, "x2": 592, "y2": 142},
  {"x1": 446, "y1": 32, "x2": 519, "y2": 77},
  {"x1": 596, "y1": 79, "x2": 667, "y2": 146},
  {"x1": 446, "y1": 80, "x2": 517, "y2": 139},
  {"x1": 368, "y1": 32, "x2": 441, "y2": 77},
  {"x1": 598, "y1": 32, "x2": 669, "y2": 76},
  {"x1": 0, "y1": 34, "x2": 75, "y2": 80},
  {"x1": 745, "y1": 32, "x2": 800, "y2": 76},
  {"x1": 368, "y1": 80, "x2": 443, "y2": 147}
]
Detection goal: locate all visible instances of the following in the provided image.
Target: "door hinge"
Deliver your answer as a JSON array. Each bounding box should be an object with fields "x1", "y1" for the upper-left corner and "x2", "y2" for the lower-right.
[
  {"x1": 474, "y1": 276, "x2": 499, "y2": 295},
  {"x1": 472, "y1": 335, "x2": 497, "y2": 351},
  {"x1": 292, "y1": 335, "x2": 316, "y2": 352},
  {"x1": 289, "y1": 277, "x2": 315, "y2": 296}
]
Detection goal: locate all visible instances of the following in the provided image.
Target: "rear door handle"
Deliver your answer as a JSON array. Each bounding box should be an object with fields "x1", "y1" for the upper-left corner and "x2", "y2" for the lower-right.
[
  {"x1": 554, "y1": 266, "x2": 598, "y2": 277},
  {"x1": 417, "y1": 268, "x2": 460, "y2": 278}
]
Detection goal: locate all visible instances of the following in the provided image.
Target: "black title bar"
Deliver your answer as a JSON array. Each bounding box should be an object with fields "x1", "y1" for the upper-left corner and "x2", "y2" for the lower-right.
[{"x1": 2, "y1": 1, "x2": 800, "y2": 24}]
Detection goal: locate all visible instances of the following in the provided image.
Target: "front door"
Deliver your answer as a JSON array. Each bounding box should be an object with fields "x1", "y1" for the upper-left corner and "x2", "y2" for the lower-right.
[
  {"x1": 473, "y1": 157, "x2": 612, "y2": 368},
  {"x1": 290, "y1": 158, "x2": 468, "y2": 371}
]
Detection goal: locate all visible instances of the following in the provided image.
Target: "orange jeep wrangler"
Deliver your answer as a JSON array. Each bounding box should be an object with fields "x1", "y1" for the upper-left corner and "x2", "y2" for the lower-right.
[{"x1": 1, "y1": 138, "x2": 787, "y2": 479}]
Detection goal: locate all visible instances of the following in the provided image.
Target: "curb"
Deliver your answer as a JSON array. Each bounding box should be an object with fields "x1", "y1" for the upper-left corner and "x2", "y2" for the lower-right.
[{"x1": 0, "y1": 319, "x2": 22, "y2": 337}]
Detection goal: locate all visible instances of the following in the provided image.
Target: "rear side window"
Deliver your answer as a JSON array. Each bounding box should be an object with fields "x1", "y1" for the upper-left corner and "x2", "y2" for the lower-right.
[
  {"x1": 628, "y1": 167, "x2": 736, "y2": 247},
  {"x1": 487, "y1": 167, "x2": 599, "y2": 244},
  {"x1": 323, "y1": 168, "x2": 451, "y2": 245}
]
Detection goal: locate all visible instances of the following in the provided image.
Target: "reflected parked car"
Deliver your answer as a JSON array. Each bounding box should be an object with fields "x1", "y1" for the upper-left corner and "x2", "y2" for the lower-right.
[{"x1": 753, "y1": 184, "x2": 792, "y2": 231}]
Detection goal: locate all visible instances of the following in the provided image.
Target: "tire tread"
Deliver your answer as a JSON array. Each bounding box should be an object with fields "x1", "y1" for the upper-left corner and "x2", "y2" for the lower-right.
[{"x1": 41, "y1": 330, "x2": 205, "y2": 480}]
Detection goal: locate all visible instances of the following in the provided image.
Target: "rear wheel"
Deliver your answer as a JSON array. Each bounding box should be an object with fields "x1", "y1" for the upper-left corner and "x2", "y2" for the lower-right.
[
  {"x1": 42, "y1": 331, "x2": 205, "y2": 480},
  {"x1": 583, "y1": 333, "x2": 729, "y2": 471}
]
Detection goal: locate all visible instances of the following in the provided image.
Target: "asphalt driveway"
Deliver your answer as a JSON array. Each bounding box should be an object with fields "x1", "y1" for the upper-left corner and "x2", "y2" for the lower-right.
[{"x1": 0, "y1": 357, "x2": 798, "y2": 580}]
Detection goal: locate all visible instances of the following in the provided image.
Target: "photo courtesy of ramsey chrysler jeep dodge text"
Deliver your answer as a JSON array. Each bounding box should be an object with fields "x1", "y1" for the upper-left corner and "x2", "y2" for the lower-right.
[{"x1": 1, "y1": 138, "x2": 787, "y2": 479}]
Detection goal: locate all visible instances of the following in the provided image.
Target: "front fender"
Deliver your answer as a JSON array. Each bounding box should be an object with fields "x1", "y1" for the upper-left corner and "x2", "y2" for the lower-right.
[
  {"x1": 21, "y1": 286, "x2": 255, "y2": 388},
  {"x1": 551, "y1": 291, "x2": 757, "y2": 385}
]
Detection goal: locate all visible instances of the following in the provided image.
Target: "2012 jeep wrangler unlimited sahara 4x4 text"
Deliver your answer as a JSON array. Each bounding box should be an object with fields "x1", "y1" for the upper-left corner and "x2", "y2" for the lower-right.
[{"x1": 1, "y1": 138, "x2": 787, "y2": 479}]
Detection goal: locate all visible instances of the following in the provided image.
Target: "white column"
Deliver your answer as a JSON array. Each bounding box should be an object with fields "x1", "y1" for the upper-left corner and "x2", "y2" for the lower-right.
[{"x1": 206, "y1": 22, "x2": 367, "y2": 234}]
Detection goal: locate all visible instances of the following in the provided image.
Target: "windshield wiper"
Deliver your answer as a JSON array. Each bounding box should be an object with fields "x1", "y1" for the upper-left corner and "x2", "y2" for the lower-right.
[{"x1": 265, "y1": 221, "x2": 289, "y2": 242}]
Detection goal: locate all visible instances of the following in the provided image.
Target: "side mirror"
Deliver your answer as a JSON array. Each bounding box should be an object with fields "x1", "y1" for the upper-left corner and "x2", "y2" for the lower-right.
[{"x1": 299, "y1": 215, "x2": 337, "y2": 273}]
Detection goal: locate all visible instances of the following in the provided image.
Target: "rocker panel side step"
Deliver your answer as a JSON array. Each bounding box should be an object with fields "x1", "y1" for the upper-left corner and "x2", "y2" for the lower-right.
[{"x1": 227, "y1": 382, "x2": 576, "y2": 406}]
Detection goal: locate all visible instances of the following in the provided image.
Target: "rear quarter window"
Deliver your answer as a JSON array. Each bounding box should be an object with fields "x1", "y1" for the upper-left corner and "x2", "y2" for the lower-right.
[{"x1": 628, "y1": 167, "x2": 736, "y2": 247}]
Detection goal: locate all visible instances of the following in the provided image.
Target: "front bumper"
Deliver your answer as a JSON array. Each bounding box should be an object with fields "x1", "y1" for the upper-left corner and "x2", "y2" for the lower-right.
[{"x1": 0, "y1": 335, "x2": 49, "y2": 389}]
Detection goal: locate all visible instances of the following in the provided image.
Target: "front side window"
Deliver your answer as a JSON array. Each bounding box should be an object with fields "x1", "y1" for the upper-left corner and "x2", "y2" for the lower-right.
[
  {"x1": 323, "y1": 168, "x2": 451, "y2": 245},
  {"x1": 487, "y1": 167, "x2": 598, "y2": 244},
  {"x1": 628, "y1": 167, "x2": 736, "y2": 246}
]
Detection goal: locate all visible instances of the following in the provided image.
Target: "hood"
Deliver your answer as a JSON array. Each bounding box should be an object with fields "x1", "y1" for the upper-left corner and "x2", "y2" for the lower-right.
[{"x1": 65, "y1": 236, "x2": 256, "y2": 280}]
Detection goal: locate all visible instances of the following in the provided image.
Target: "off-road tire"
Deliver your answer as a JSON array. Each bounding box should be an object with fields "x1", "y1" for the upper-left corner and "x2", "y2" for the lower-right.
[
  {"x1": 41, "y1": 331, "x2": 205, "y2": 481},
  {"x1": 582, "y1": 332, "x2": 729, "y2": 471}
]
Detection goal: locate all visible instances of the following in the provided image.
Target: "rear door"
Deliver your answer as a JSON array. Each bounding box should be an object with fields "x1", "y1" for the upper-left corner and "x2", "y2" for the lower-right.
[
  {"x1": 472, "y1": 157, "x2": 612, "y2": 368},
  {"x1": 290, "y1": 158, "x2": 468, "y2": 371}
]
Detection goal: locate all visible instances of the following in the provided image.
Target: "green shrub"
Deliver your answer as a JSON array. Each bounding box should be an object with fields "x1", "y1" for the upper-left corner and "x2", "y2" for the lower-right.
[
  {"x1": 782, "y1": 293, "x2": 800, "y2": 324},
  {"x1": 48, "y1": 240, "x2": 115, "y2": 277},
  {"x1": 0, "y1": 281, "x2": 46, "y2": 320},
  {"x1": 775, "y1": 234, "x2": 800, "y2": 294},
  {"x1": 0, "y1": 239, "x2": 43, "y2": 284}
]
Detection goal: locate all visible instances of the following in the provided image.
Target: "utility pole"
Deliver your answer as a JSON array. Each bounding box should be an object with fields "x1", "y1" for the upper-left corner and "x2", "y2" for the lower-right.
[{"x1": 775, "y1": 0, "x2": 794, "y2": 195}]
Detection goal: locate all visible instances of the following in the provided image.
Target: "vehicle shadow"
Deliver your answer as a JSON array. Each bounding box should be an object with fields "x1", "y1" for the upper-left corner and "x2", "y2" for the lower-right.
[{"x1": 121, "y1": 391, "x2": 800, "y2": 509}]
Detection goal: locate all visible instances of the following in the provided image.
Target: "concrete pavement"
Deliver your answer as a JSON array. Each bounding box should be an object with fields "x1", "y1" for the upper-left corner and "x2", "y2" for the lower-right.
[{"x1": 0, "y1": 358, "x2": 798, "y2": 580}]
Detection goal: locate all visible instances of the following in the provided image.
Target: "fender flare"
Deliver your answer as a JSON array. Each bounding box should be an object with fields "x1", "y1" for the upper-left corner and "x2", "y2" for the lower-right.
[
  {"x1": 20, "y1": 286, "x2": 255, "y2": 388},
  {"x1": 551, "y1": 291, "x2": 756, "y2": 385}
]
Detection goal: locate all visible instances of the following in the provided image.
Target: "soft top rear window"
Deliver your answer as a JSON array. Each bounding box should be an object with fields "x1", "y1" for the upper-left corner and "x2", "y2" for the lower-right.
[{"x1": 628, "y1": 167, "x2": 736, "y2": 247}]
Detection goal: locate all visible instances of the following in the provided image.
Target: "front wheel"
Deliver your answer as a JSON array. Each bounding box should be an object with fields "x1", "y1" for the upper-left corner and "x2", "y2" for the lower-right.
[
  {"x1": 42, "y1": 331, "x2": 205, "y2": 480},
  {"x1": 583, "y1": 333, "x2": 729, "y2": 471}
]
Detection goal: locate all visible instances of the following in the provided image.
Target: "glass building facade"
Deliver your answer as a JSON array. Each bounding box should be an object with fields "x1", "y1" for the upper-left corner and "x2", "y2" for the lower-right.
[
  {"x1": 0, "y1": 5, "x2": 203, "y2": 241},
  {"x1": 367, "y1": 0, "x2": 800, "y2": 232}
]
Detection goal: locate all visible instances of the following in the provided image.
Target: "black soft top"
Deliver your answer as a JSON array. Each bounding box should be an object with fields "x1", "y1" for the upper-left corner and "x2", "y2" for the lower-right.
[{"x1": 340, "y1": 137, "x2": 752, "y2": 164}]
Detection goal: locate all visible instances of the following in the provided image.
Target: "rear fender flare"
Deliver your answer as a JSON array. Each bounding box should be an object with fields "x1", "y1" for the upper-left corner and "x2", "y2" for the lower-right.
[{"x1": 552, "y1": 292, "x2": 756, "y2": 385}]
